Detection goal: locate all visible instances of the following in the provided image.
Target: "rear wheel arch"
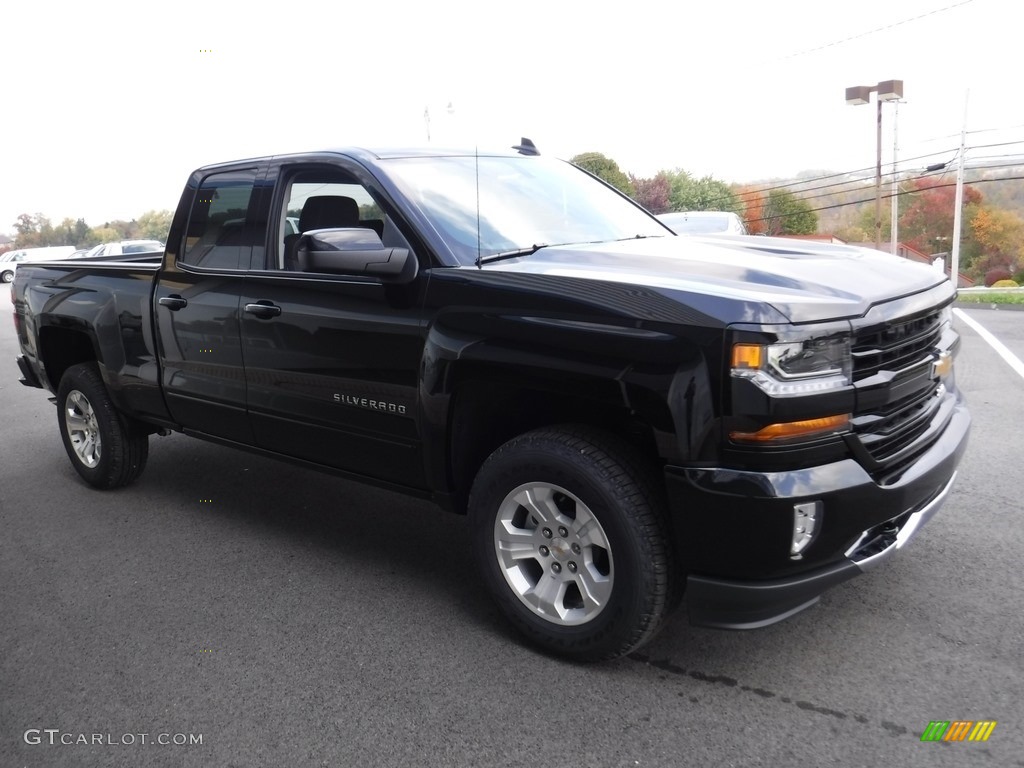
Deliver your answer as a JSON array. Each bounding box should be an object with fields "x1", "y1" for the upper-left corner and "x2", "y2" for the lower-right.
[{"x1": 39, "y1": 325, "x2": 100, "y2": 392}]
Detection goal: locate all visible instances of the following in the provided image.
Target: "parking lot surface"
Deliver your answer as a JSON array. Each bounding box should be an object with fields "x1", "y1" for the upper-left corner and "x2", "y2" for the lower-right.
[{"x1": 2, "y1": 294, "x2": 1022, "y2": 768}]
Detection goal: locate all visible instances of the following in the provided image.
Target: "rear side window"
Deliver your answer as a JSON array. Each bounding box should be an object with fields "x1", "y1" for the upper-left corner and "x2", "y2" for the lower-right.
[{"x1": 181, "y1": 170, "x2": 258, "y2": 269}]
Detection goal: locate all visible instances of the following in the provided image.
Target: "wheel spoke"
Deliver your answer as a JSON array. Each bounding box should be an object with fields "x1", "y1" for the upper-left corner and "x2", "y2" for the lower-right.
[
  {"x1": 574, "y1": 564, "x2": 613, "y2": 612},
  {"x1": 530, "y1": 573, "x2": 568, "y2": 619},
  {"x1": 574, "y1": 515, "x2": 607, "y2": 549},
  {"x1": 65, "y1": 412, "x2": 89, "y2": 432},
  {"x1": 497, "y1": 537, "x2": 537, "y2": 562},
  {"x1": 512, "y1": 485, "x2": 557, "y2": 525},
  {"x1": 68, "y1": 391, "x2": 90, "y2": 415}
]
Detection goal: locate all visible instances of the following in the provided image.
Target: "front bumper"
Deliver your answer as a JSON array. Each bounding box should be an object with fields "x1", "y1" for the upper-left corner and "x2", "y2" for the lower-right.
[{"x1": 666, "y1": 394, "x2": 970, "y2": 629}]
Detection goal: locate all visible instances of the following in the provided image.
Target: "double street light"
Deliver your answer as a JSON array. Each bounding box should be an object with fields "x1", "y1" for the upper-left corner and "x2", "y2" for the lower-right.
[{"x1": 845, "y1": 79, "x2": 903, "y2": 251}]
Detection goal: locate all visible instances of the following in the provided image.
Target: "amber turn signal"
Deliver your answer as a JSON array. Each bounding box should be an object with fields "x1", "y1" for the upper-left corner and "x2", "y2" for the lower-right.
[
  {"x1": 730, "y1": 414, "x2": 851, "y2": 443},
  {"x1": 731, "y1": 343, "x2": 762, "y2": 370}
]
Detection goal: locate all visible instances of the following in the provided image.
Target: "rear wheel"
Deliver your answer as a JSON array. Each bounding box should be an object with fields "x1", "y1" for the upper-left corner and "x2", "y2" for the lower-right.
[
  {"x1": 57, "y1": 363, "x2": 148, "y2": 489},
  {"x1": 1, "y1": 270, "x2": 13, "y2": 284},
  {"x1": 469, "y1": 425, "x2": 672, "y2": 661}
]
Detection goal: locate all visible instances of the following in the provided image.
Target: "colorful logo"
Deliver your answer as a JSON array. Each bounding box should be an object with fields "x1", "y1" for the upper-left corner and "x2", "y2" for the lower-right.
[{"x1": 921, "y1": 721, "x2": 997, "y2": 742}]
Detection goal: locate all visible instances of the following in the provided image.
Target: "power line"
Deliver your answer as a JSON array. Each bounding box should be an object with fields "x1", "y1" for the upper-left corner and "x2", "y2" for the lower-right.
[
  {"x1": 708, "y1": 142, "x2": 1024, "y2": 210},
  {"x1": 751, "y1": 172, "x2": 1024, "y2": 224},
  {"x1": 782, "y1": 0, "x2": 974, "y2": 59}
]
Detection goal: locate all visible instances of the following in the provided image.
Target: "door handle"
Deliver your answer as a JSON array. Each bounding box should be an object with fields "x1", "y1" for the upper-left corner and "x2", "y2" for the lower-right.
[
  {"x1": 244, "y1": 301, "x2": 282, "y2": 319},
  {"x1": 159, "y1": 295, "x2": 188, "y2": 311}
]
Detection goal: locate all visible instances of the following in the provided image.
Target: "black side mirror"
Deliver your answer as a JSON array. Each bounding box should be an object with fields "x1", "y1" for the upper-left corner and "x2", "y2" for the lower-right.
[{"x1": 298, "y1": 228, "x2": 418, "y2": 284}]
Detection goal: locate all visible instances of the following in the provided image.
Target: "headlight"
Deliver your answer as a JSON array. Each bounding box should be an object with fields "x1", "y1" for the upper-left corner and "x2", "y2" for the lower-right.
[
  {"x1": 938, "y1": 303, "x2": 953, "y2": 332},
  {"x1": 732, "y1": 334, "x2": 852, "y2": 396}
]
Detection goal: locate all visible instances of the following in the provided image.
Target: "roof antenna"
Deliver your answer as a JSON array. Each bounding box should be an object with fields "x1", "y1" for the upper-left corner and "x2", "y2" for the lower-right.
[
  {"x1": 513, "y1": 137, "x2": 539, "y2": 156},
  {"x1": 475, "y1": 145, "x2": 482, "y2": 269}
]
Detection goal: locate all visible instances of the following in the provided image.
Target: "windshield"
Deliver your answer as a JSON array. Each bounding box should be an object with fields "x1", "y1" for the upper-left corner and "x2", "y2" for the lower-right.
[{"x1": 383, "y1": 155, "x2": 668, "y2": 265}]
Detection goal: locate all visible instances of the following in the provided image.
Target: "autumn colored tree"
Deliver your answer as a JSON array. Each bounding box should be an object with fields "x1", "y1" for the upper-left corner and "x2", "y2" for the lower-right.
[
  {"x1": 733, "y1": 185, "x2": 768, "y2": 234},
  {"x1": 969, "y1": 206, "x2": 1024, "y2": 276},
  {"x1": 629, "y1": 172, "x2": 672, "y2": 213},
  {"x1": 897, "y1": 178, "x2": 982, "y2": 255},
  {"x1": 569, "y1": 152, "x2": 635, "y2": 196}
]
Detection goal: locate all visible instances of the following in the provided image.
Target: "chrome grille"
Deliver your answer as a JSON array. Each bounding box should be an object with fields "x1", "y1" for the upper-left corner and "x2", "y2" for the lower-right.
[
  {"x1": 852, "y1": 387, "x2": 941, "y2": 463},
  {"x1": 851, "y1": 307, "x2": 946, "y2": 467},
  {"x1": 851, "y1": 308, "x2": 943, "y2": 382}
]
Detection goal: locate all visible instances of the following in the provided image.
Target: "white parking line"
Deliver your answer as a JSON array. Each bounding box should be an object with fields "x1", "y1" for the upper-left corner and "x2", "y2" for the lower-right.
[{"x1": 953, "y1": 308, "x2": 1024, "y2": 382}]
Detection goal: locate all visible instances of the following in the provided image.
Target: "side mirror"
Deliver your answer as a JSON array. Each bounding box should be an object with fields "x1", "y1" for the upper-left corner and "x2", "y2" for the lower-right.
[{"x1": 298, "y1": 228, "x2": 418, "y2": 284}]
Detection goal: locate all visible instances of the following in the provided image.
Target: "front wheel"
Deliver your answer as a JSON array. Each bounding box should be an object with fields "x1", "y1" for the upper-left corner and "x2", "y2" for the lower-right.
[
  {"x1": 1, "y1": 270, "x2": 13, "y2": 284},
  {"x1": 57, "y1": 362, "x2": 149, "y2": 489},
  {"x1": 469, "y1": 425, "x2": 673, "y2": 661}
]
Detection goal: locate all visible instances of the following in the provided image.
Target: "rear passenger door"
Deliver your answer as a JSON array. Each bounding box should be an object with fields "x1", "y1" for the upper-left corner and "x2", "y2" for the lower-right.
[
  {"x1": 239, "y1": 158, "x2": 429, "y2": 489},
  {"x1": 155, "y1": 165, "x2": 265, "y2": 443}
]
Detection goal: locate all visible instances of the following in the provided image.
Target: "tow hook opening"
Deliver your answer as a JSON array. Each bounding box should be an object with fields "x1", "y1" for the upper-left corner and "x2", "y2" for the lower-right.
[{"x1": 848, "y1": 514, "x2": 910, "y2": 565}]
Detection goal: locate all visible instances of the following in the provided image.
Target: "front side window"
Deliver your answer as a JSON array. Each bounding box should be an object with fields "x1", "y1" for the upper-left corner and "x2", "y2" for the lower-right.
[
  {"x1": 382, "y1": 155, "x2": 668, "y2": 265},
  {"x1": 273, "y1": 168, "x2": 405, "y2": 272},
  {"x1": 181, "y1": 169, "x2": 258, "y2": 269}
]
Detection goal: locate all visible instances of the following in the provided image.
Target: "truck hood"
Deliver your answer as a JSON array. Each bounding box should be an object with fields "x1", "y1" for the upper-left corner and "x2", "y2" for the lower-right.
[{"x1": 482, "y1": 235, "x2": 951, "y2": 324}]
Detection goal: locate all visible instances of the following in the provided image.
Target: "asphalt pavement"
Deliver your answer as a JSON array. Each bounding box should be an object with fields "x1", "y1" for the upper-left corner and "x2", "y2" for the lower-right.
[{"x1": 1, "y1": 293, "x2": 1022, "y2": 768}]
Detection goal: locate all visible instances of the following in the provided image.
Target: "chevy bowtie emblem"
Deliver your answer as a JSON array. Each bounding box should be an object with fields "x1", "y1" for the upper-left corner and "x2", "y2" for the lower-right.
[{"x1": 931, "y1": 351, "x2": 953, "y2": 380}]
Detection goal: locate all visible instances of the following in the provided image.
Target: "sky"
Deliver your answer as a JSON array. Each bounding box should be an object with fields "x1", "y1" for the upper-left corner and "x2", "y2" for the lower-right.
[{"x1": 1, "y1": 0, "x2": 1019, "y2": 235}]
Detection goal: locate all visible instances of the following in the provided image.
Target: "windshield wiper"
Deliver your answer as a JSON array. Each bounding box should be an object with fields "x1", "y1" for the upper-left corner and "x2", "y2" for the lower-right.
[{"x1": 479, "y1": 244, "x2": 549, "y2": 264}]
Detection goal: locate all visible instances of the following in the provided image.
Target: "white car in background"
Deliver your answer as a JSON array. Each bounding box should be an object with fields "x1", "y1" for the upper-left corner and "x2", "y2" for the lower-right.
[
  {"x1": 1, "y1": 245, "x2": 78, "y2": 283},
  {"x1": 83, "y1": 240, "x2": 165, "y2": 258},
  {"x1": 657, "y1": 210, "x2": 748, "y2": 236}
]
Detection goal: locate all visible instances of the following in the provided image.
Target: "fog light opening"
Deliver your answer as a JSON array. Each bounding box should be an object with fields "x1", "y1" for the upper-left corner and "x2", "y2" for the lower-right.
[{"x1": 791, "y1": 501, "x2": 821, "y2": 559}]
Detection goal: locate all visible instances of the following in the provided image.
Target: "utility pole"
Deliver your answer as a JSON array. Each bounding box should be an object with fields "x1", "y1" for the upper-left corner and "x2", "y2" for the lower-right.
[
  {"x1": 950, "y1": 90, "x2": 969, "y2": 288},
  {"x1": 891, "y1": 101, "x2": 899, "y2": 255}
]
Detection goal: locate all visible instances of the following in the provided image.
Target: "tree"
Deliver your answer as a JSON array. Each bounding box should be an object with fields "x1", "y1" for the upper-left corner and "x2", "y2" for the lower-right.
[
  {"x1": 733, "y1": 185, "x2": 767, "y2": 234},
  {"x1": 763, "y1": 189, "x2": 817, "y2": 235},
  {"x1": 13, "y1": 214, "x2": 53, "y2": 248},
  {"x1": 629, "y1": 172, "x2": 672, "y2": 213},
  {"x1": 136, "y1": 209, "x2": 173, "y2": 241},
  {"x1": 897, "y1": 178, "x2": 982, "y2": 255},
  {"x1": 677, "y1": 175, "x2": 740, "y2": 213},
  {"x1": 88, "y1": 226, "x2": 121, "y2": 244},
  {"x1": 969, "y1": 206, "x2": 1024, "y2": 276},
  {"x1": 570, "y1": 152, "x2": 635, "y2": 196}
]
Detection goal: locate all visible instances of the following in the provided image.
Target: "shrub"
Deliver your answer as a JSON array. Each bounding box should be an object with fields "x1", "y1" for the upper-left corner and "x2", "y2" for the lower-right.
[
  {"x1": 984, "y1": 268, "x2": 1013, "y2": 287},
  {"x1": 991, "y1": 279, "x2": 1019, "y2": 288}
]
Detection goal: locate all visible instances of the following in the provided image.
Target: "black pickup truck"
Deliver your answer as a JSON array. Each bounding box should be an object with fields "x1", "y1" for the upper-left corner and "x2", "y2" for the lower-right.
[{"x1": 11, "y1": 143, "x2": 970, "y2": 661}]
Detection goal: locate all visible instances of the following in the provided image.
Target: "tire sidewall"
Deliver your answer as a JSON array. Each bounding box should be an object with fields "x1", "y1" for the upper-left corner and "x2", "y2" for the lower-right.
[{"x1": 471, "y1": 435, "x2": 659, "y2": 658}]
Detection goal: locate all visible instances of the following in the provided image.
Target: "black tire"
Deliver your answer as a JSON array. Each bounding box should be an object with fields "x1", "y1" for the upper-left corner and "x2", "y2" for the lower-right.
[
  {"x1": 57, "y1": 362, "x2": 149, "y2": 489},
  {"x1": 469, "y1": 425, "x2": 673, "y2": 661},
  {"x1": 1, "y1": 270, "x2": 13, "y2": 284}
]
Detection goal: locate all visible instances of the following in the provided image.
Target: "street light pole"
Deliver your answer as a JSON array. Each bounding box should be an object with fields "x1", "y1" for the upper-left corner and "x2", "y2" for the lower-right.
[{"x1": 845, "y1": 80, "x2": 903, "y2": 252}]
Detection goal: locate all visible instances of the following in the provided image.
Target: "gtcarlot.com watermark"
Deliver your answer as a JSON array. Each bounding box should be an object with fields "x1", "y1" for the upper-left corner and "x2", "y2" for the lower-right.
[{"x1": 24, "y1": 729, "x2": 203, "y2": 747}]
